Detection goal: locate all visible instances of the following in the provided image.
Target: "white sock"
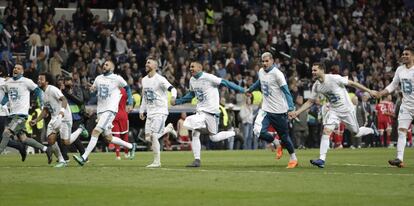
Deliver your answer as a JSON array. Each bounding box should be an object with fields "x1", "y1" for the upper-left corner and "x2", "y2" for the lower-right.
[
  {"x1": 82, "y1": 136, "x2": 98, "y2": 160},
  {"x1": 319, "y1": 134, "x2": 330, "y2": 161},
  {"x1": 111, "y1": 136, "x2": 133, "y2": 149},
  {"x1": 355, "y1": 127, "x2": 374, "y2": 137},
  {"x1": 209, "y1": 131, "x2": 235, "y2": 142},
  {"x1": 152, "y1": 135, "x2": 161, "y2": 164},
  {"x1": 272, "y1": 139, "x2": 281, "y2": 146},
  {"x1": 192, "y1": 130, "x2": 201, "y2": 160},
  {"x1": 42, "y1": 146, "x2": 47, "y2": 152},
  {"x1": 69, "y1": 128, "x2": 82, "y2": 144},
  {"x1": 162, "y1": 125, "x2": 172, "y2": 136},
  {"x1": 290, "y1": 153, "x2": 297, "y2": 161},
  {"x1": 52, "y1": 142, "x2": 65, "y2": 163},
  {"x1": 397, "y1": 131, "x2": 407, "y2": 161}
]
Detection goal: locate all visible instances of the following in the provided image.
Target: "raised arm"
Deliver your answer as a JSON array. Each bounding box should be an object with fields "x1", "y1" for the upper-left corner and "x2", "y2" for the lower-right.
[
  {"x1": 175, "y1": 91, "x2": 195, "y2": 105},
  {"x1": 247, "y1": 79, "x2": 261, "y2": 93},
  {"x1": 220, "y1": 79, "x2": 245, "y2": 93}
]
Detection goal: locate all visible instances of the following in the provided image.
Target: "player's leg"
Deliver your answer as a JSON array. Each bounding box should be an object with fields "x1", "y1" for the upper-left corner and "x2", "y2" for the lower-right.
[
  {"x1": 208, "y1": 113, "x2": 235, "y2": 142},
  {"x1": 269, "y1": 113, "x2": 297, "y2": 168},
  {"x1": 388, "y1": 109, "x2": 412, "y2": 167},
  {"x1": 112, "y1": 119, "x2": 122, "y2": 159},
  {"x1": 16, "y1": 116, "x2": 48, "y2": 154},
  {"x1": 253, "y1": 109, "x2": 281, "y2": 150},
  {"x1": 146, "y1": 115, "x2": 167, "y2": 168},
  {"x1": 182, "y1": 113, "x2": 204, "y2": 167}
]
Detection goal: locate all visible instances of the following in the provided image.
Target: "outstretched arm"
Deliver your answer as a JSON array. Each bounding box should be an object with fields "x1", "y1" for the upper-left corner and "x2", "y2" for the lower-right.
[
  {"x1": 220, "y1": 79, "x2": 245, "y2": 93},
  {"x1": 123, "y1": 85, "x2": 133, "y2": 106},
  {"x1": 289, "y1": 99, "x2": 315, "y2": 119},
  {"x1": 175, "y1": 91, "x2": 195, "y2": 105},
  {"x1": 347, "y1": 80, "x2": 377, "y2": 97},
  {"x1": 247, "y1": 80, "x2": 261, "y2": 93},
  {"x1": 33, "y1": 87, "x2": 44, "y2": 107},
  {"x1": 280, "y1": 85, "x2": 295, "y2": 111}
]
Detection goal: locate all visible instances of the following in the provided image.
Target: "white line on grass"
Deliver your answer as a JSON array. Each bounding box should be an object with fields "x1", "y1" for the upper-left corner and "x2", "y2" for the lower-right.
[{"x1": 155, "y1": 167, "x2": 414, "y2": 177}]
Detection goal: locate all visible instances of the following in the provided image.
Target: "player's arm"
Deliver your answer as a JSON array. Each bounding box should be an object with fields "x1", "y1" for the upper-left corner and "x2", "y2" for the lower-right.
[
  {"x1": 280, "y1": 84, "x2": 295, "y2": 111},
  {"x1": 30, "y1": 107, "x2": 48, "y2": 126},
  {"x1": 123, "y1": 85, "x2": 133, "y2": 106},
  {"x1": 347, "y1": 80, "x2": 375, "y2": 96},
  {"x1": 58, "y1": 96, "x2": 69, "y2": 117},
  {"x1": 168, "y1": 86, "x2": 177, "y2": 103},
  {"x1": 139, "y1": 88, "x2": 147, "y2": 120},
  {"x1": 175, "y1": 91, "x2": 195, "y2": 105},
  {"x1": 220, "y1": 79, "x2": 245, "y2": 93},
  {"x1": 33, "y1": 87, "x2": 44, "y2": 107},
  {"x1": 378, "y1": 72, "x2": 400, "y2": 98},
  {"x1": 289, "y1": 99, "x2": 315, "y2": 119},
  {"x1": 246, "y1": 80, "x2": 261, "y2": 93}
]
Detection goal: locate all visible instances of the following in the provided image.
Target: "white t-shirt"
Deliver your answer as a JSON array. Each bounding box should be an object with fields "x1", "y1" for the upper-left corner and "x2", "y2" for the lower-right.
[
  {"x1": 258, "y1": 67, "x2": 289, "y2": 113},
  {"x1": 140, "y1": 73, "x2": 172, "y2": 116},
  {"x1": 385, "y1": 64, "x2": 414, "y2": 111},
  {"x1": 93, "y1": 73, "x2": 127, "y2": 114},
  {"x1": 3, "y1": 77, "x2": 38, "y2": 116},
  {"x1": 0, "y1": 77, "x2": 7, "y2": 116},
  {"x1": 310, "y1": 74, "x2": 352, "y2": 113},
  {"x1": 43, "y1": 85, "x2": 72, "y2": 122},
  {"x1": 190, "y1": 72, "x2": 222, "y2": 114}
]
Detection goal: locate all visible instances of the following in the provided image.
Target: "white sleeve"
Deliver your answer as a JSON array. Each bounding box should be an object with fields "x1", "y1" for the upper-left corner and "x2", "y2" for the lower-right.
[
  {"x1": 209, "y1": 73, "x2": 222, "y2": 86},
  {"x1": 385, "y1": 67, "x2": 401, "y2": 93},
  {"x1": 310, "y1": 83, "x2": 319, "y2": 100},
  {"x1": 117, "y1": 75, "x2": 128, "y2": 88},
  {"x1": 27, "y1": 78, "x2": 38, "y2": 91},
  {"x1": 333, "y1": 75, "x2": 348, "y2": 86},
  {"x1": 139, "y1": 87, "x2": 146, "y2": 113},
  {"x1": 275, "y1": 70, "x2": 287, "y2": 87},
  {"x1": 160, "y1": 76, "x2": 173, "y2": 90}
]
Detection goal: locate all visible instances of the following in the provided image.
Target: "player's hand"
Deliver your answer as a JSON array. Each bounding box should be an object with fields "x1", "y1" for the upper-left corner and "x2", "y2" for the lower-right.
[
  {"x1": 288, "y1": 111, "x2": 297, "y2": 120},
  {"x1": 369, "y1": 90, "x2": 379, "y2": 99},
  {"x1": 139, "y1": 113, "x2": 145, "y2": 120},
  {"x1": 170, "y1": 98, "x2": 176, "y2": 106}
]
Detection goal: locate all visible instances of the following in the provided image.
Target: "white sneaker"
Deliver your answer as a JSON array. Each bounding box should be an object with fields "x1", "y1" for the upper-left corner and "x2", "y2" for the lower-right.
[
  {"x1": 146, "y1": 162, "x2": 161, "y2": 168},
  {"x1": 166, "y1": 123, "x2": 177, "y2": 139}
]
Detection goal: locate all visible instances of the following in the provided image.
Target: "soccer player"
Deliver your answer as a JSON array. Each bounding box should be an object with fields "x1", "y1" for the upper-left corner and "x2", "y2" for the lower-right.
[
  {"x1": 172, "y1": 60, "x2": 245, "y2": 167},
  {"x1": 247, "y1": 52, "x2": 298, "y2": 169},
  {"x1": 372, "y1": 47, "x2": 414, "y2": 168},
  {"x1": 375, "y1": 95, "x2": 394, "y2": 147},
  {"x1": 73, "y1": 60, "x2": 136, "y2": 166},
  {"x1": 289, "y1": 62, "x2": 376, "y2": 168},
  {"x1": 0, "y1": 63, "x2": 51, "y2": 162},
  {"x1": 30, "y1": 73, "x2": 88, "y2": 167},
  {"x1": 0, "y1": 66, "x2": 27, "y2": 161},
  {"x1": 111, "y1": 87, "x2": 130, "y2": 160},
  {"x1": 140, "y1": 57, "x2": 177, "y2": 168}
]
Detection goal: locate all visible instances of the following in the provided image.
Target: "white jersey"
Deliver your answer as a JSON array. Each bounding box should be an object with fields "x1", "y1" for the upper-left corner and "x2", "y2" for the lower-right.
[
  {"x1": 3, "y1": 77, "x2": 38, "y2": 116},
  {"x1": 43, "y1": 85, "x2": 72, "y2": 122},
  {"x1": 140, "y1": 73, "x2": 172, "y2": 116},
  {"x1": 93, "y1": 73, "x2": 127, "y2": 114},
  {"x1": 386, "y1": 64, "x2": 414, "y2": 111},
  {"x1": 258, "y1": 66, "x2": 289, "y2": 113},
  {"x1": 0, "y1": 78, "x2": 6, "y2": 116},
  {"x1": 190, "y1": 72, "x2": 222, "y2": 114},
  {"x1": 310, "y1": 74, "x2": 352, "y2": 113}
]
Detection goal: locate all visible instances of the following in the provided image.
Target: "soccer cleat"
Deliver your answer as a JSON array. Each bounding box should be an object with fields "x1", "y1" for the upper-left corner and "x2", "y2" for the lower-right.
[
  {"x1": 54, "y1": 162, "x2": 67, "y2": 168},
  {"x1": 79, "y1": 124, "x2": 89, "y2": 138},
  {"x1": 19, "y1": 145, "x2": 27, "y2": 162},
  {"x1": 276, "y1": 144, "x2": 283, "y2": 159},
  {"x1": 186, "y1": 159, "x2": 201, "y2": 167},
  {"x1": 73, "y1": 155, "x2": 86, "y2": 166},
  {"x1": 146, "y1": 162, "x2": 161, "y2": 168},
  {"x1": 310, "y1": 159, "x2": 325, "y2": 168},
  {"x1": 166, "y1": 123, "x2": 178, "y2": 139},
  {"x1": 45, "y1": 146, "x2": 53, "y2": 164},
  {"x1": 286, "y1": 160, "x2": 298, "y2": 169},
  {"x1": 129, "y1": 143, "x2": 137, "y2": 159},
  {"x1": 388, "y1": 158, "x2": 404, "y2": 168}
]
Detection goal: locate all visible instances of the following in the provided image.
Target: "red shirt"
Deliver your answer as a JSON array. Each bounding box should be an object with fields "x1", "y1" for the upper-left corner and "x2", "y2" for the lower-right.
[
  {"x1": 375, "y1": 101, "x2": 393, "y2": 122},
  {"x1": 114, "y1": 87, "x2": 128, "y2": 122}
]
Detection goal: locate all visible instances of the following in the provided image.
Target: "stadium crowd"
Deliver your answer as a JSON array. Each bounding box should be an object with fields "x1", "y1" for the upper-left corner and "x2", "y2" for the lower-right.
[{"x1": 0, "y1": 0, "x2": 413, "y2": 151}]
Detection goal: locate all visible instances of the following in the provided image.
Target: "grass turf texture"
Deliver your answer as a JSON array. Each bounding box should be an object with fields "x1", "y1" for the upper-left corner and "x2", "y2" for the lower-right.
[{"x1": 1, "y1": 148, "x2": 413, "y2": 206}]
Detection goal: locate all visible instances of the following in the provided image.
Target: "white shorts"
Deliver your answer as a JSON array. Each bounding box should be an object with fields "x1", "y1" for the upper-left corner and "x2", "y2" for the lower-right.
[
  {"x1": 96, "y1": 111, "x2": 116, "y2": 134},
  {"x1": 253, "y1": 109, "x2": 266, "y2": 137},
  {"x1": 183, "y1": 111, "x2": 219, "y2": 134},
  {"x1": 398, "y1": 105, "x2": 414, "y2": 130},
  {"x1": 323, "y1": 109, "x2": 359, "y2": 133},
  {"x1": 145, "y1": 114, "x2": 167, "y2": 135},
  {"x1": 46, "y1": 116, "x2": 72, "y2": 140}
]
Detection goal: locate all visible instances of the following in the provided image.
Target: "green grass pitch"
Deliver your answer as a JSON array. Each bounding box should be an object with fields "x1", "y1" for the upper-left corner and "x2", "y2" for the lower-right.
[{"x1": 1, "y1": 148, "x2": 413, "y2": 206}]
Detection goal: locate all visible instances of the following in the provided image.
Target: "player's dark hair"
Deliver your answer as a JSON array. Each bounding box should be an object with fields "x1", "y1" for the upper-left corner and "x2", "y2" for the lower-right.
[
  {"x1": 313, "y1": 62, "x2": 326, "y2": 71},
  {"x1": 39, "y1": 72, "x2": 55, "y2": 85}
]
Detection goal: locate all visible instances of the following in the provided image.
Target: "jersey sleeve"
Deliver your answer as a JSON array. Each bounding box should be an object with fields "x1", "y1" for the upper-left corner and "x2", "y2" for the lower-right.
[
  {"x1": 275, "y1": 70, "x2": 288, "y2": 87},
  {"x1": 160, "y1": 75, "x2": 173, "y2": 90},
  {"x1": 385, "y1": 67, "x2": 401, "y2": 93},
  {"x1": 27, "y1": 78, "x2": 38, "y2": 91},
  {"x1": 208, "y1": 73, "x2": 222, "y2": 86},
  {"x1": 53, "y1": 86, "x2": 65, "y2": 100},
  {"x1": 117, "y1": 75, "x2": 128, "y2": 88},
  {"x1": 333, "y1": 75, "x2": 348, "y2": 86},
  {"x1": 310, "y1": 83, "x2": 319, "y2": 100}
]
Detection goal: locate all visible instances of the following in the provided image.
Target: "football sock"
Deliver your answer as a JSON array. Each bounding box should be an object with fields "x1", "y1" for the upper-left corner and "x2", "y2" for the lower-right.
[
  {"x1": 397, "y1": 131, "x2": 407, "y2": 161},
  {"x1": 111, "y1": 136, "x2": 132, "y2": 149},
  {"x1": 209, "y1": 131, "x2": 235, "y2": 142},
  {"x1": 82, "y1": 136, "x2": 98, "y2": 160},
  {"x1": 57, "y1": 139, "x2": 69, "y2": 160},
  {"x1": 69, "y1": 128, "x2": 82, "y2": 144},
  {"x1": 192, "y1": 130, "x2": 201, "y2": 160},
  {"x1": 319, "y1": 134, "x2": 330, "y2": 161},
  {"x1": 152, "y1": 135, "x2": 161, "y2": 163},
  {"x1": 52, "y1": 142, "x2": 65, "y2": 163},
  {"x1": 22, "y1": 138, "x2": 47, "y2": 152},
  {"x1": 73, "y1": 138, "x2": 85, "y2": 155}
]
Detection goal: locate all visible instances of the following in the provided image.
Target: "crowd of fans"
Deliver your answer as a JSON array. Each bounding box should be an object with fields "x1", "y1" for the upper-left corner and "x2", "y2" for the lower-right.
[{"x1": 0, "y1": 0, "x2": 413, "y2": 149}]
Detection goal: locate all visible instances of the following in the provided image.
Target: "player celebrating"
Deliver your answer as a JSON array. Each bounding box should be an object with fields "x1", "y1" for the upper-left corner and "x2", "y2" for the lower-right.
[
  {"x1": 289, "y1": 62, "x2": 376, "y2": 168},
  {"x1": 173, "y1": 60, "x2": 245, "y2": 167},
  {"x1": 73, "y1": 60, "x2": 136, "y2": 166},
  {"x1": 372, "y1": 47, "x2": 414, "y2": 168},
  {"x1": 30, "y1": 73, "x2": 88, "y2": 167},
  {"x1": 140, "y1": 57, "x2": 177, "y2": 168},
  {"x1": 0, "y1": 63, "x2": 51, "y2": 162},
  {"x1": 247, "y1": 52, "x2": 298, "y2": 169}
]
